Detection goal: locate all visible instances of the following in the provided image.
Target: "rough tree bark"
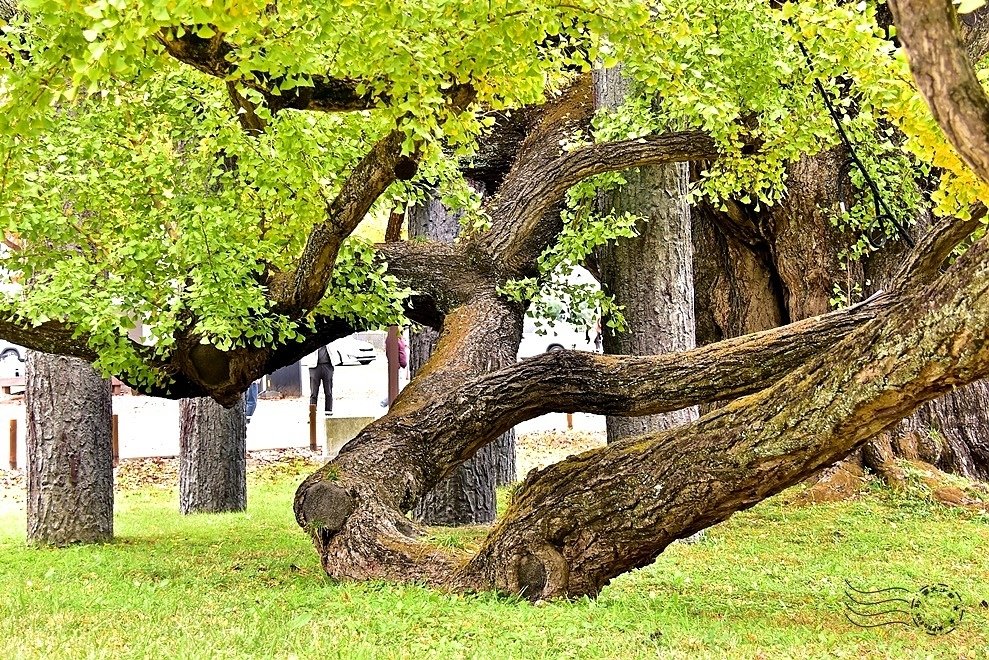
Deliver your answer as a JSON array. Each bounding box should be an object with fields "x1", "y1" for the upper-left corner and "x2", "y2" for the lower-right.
[
  {"x1": 853, "y1": 211, "x2": 989, "y2": 483},
  {"x1": 409, "y1": 195, "x2": 500, "y2": 525},
  {"x1": 178, "y1": 395, "x2": 247, "y2": 514},
  {"x1": 693, "y1": 125, "x2": 989, "y2": 485},
  {"x1": 692, "y1": 149, "x2": 868, "y2": 494},
  {"x1": 294, "y1": 222, "x2": 989, "y2": 598},
  {"x1": 459, "y1": 237, "x2": 989, "y2": 598},
  {"x1": 595, "y1": 68, "x2": 698, "y2": 440},
  {"x1": 691, "y1": 201, "x2": 785, "y2": 346},
  {"x1": 893, "y1": 382, "x2": 989, "y2": 480},
  {"x1": 25, "y1": 352, "x2": 113, "y2": 545}
]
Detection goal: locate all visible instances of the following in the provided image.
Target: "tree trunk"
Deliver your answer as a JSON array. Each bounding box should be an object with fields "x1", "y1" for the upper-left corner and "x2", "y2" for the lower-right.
[
  {"x1": 25, "y1": 351, "x2": 113, "y2": 545},
  {"x1": 409, "y1": 195, "x2": 500, "y2": 525},
  {"x1": 885, "y1": 381, "x2": 989, "y2": 480},
  {"x1": 178, "y1": 395, "x2": 247, "y2": 514},
  {"x1": 595, "y1": 69, "x2": 699, "y2": 441},
  {"x1": 691, "y1": 201, "x2": 787, "y2": 346},
  {"x1": 493, "y1": 428, "x2": 516, "y2": 486}
]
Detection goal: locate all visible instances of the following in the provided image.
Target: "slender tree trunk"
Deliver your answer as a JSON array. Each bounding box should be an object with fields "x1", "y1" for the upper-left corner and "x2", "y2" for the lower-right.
[
  {"x1": 25, "y1": 351, "x2": 113, "y2": 545},
  {"x1": 595, "y1": 68, "x2": 698, "y2": 440},
  {"x1": 493, "y1": 428, "x2": 516, "y2": 486},
  {"x1": 178, "y1": 395, "x2": 247, "y2": 514},
  {"x1": 409, "y1": 195, "x2": 501, "y2": 525}
]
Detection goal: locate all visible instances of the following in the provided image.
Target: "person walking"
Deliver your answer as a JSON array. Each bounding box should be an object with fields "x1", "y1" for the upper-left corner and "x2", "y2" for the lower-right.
[{"x1": 302, "y1": 345, "x2": 334, "y2": 416}]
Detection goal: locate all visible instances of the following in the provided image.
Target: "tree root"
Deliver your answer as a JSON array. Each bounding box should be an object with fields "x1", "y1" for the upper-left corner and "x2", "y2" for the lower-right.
[{"x1": 295, "y1": 470, "x2": 466, "y2": 586}]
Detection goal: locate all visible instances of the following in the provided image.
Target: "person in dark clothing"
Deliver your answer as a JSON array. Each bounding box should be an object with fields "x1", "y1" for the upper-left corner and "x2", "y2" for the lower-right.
[
  {"x1": 245, "y1": 380, "x2": 259, "y2": 423},
  {"x1": 302, "y1": 346, "x2": 334, "y2": 415}
]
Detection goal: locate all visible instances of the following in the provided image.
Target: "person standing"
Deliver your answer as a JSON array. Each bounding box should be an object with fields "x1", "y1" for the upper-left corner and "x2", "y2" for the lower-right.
[
  {"x1": 301, "y1": 345, "x2": 334, "y2": 416},
  {"x1": 245, "y1": 380, "x2": 259, "y2": 423}
]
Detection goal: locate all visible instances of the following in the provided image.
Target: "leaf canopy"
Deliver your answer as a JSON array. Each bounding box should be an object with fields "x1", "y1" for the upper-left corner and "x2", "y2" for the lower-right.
[{"x1": 0, "y1": 0, "x2": 984, "y2": 385}]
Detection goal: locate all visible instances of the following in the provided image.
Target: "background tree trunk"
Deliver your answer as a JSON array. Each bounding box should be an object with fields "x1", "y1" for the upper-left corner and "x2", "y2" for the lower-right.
[
  {"x1": 595, "y1": 68, "x2": 698, "y2": 441},
  {"x1": 410, "y1": 194, "x2": 501, "y2": 525},
  {"x1": 900, "y1": 382, "x2": 989, "y2": 479},
  {"x1": 178, "y1": 395, "x2": 247, "y2": 514},
  {"x1": 25, "y1": 351, "x2": 113, "y2": 545},
  {"x1": 493, "y1": 428, "x2": 516, "y2": 486}
]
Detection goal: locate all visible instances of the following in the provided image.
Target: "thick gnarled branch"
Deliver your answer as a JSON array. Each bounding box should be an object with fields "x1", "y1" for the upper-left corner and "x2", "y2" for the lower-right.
[
  {"x1": 0, "y1": 316, "x2": 99, "y2": 362},
  {"x1": 270, "y1": 84, "x2": 475, "y2": 314},
  {"x1": 295, "y1": 228, "x2": 989, "y2": 595},
  {"x1": 484, "y1": 88, "x2": 734, "y2": 272},
  {"x1": 476, "y1": 76, "x2": 595, "y2": 271},
  {"x1": 268, "y1": 129, "x2": 412, "y2": 312},
  {"x1": 890, "y1": 0, "x2": 989, "y2": 183},
  {"x1": 0, "y1": 307, "x2": 357, "y2": 405},
  {"x1": 459, "y1": 230, "x2": 989, "y2": 599}
]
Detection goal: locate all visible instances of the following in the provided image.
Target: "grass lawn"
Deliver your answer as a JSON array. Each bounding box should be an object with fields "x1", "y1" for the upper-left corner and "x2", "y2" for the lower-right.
[{"x1": 1, "y1": 460, "x2": 987, "y2": 659}]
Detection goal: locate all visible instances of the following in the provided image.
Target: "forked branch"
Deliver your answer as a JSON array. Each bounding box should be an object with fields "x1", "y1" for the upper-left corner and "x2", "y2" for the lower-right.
[{"x1": 481, "y1": 74, "x2": 743, "y2": 270}]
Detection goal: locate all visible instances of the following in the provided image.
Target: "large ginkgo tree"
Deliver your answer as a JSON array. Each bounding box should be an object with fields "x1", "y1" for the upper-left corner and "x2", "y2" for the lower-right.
[{"x1": 2, "y1": 0, "x2": 988, "y2": 598}]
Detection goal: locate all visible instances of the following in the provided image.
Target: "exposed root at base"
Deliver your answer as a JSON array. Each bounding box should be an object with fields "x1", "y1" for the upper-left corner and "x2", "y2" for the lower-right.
[{"x1": 791, "y1": 456, "x2": 988, "y2": 512}]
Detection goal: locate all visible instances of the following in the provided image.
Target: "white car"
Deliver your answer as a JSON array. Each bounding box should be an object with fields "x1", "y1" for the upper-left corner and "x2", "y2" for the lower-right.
[
  {"x1": 328, "y1": 336, "x2": 377, "y2": 366},
  {"x1": 517, "y1": 320, "x2": 599, "y2": 360}
]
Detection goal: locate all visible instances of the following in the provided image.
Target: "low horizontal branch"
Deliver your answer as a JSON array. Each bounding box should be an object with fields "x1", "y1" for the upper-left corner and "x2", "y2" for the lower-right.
[{"x1": 335, "y1": 291, "x2": 896, "y2": 498}]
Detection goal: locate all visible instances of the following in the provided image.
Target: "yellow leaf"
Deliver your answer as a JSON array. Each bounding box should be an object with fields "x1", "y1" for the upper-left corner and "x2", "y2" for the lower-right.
[{"x1": 958, "y1": 0, "x2": 986, "y2": 14}]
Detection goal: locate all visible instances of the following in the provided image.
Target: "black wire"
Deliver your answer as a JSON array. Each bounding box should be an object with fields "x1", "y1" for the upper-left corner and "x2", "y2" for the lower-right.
[{"x1": 794, "y1": 39, "x2": 916, "y2": 247}]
